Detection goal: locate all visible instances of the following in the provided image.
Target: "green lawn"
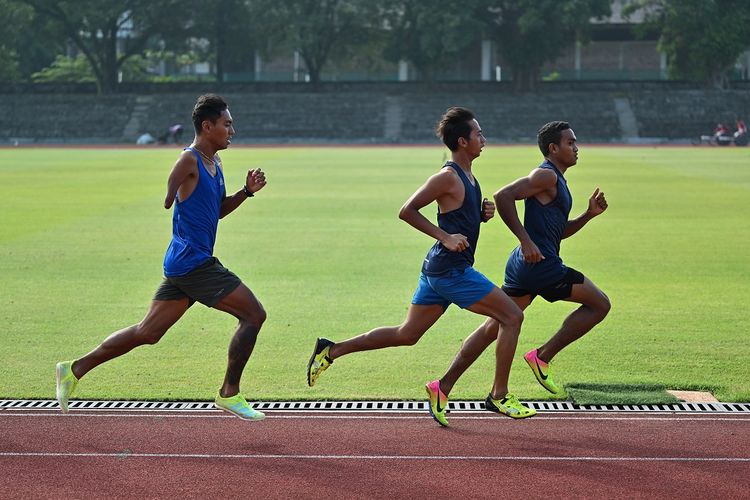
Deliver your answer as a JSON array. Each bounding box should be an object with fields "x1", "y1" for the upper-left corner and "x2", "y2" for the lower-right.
[{"x1": 1, "y1": 145, "x2": 748, "y2": 402}]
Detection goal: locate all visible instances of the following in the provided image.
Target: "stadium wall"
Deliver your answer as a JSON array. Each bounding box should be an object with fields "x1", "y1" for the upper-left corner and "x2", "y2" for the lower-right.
[{"x1": 2, "y1": 82, "x2": 749, "y2": 144}]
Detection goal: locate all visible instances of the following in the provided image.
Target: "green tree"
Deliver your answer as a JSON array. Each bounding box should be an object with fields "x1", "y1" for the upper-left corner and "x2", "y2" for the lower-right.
[
  {"x1": 254, "y1": 0, "x2": 375, "y2": 83},
  {"x1": 381, "y1": 0, "x2": 483, "y2": 80},
  {"x1": 0, "y1": 1, "x2": 34, "y2": 82},
  {"x1": 627, "y1": 0, "x2": 750, "y2": 89},
  {"x1": 483, "y1": 0, "x2": 611, "y2": 91},
  {"x1": 31, "y1": 53, "x2": 149, "y2": 83},
  {"x1": 16, "y1": 0, "x2": 193, "y2": 92}
]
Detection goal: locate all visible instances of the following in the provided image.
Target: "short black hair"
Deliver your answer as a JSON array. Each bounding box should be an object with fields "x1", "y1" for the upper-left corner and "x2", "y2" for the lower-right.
[
  {"x1": 436, "y1": 107, "x2": 476, "y2": 151},
  {"x1": 537, "y1": 121, "x2": 571, "y2": 156},
  {"x1": 192, "y1": 94, "x2": 228, "y2": 134}
]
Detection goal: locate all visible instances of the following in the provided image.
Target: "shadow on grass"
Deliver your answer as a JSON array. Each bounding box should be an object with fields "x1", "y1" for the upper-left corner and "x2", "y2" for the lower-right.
[{"x1": 564, "y1": 382, "x2": 680, "y2": 405}]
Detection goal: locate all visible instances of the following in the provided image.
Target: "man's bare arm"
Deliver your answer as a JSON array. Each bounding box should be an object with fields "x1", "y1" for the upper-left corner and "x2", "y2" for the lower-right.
[
  {"x1": 399, "y1": 169, "x2": 468, "y2": 252},
  {"x1": 562, "y1": 187, "x2": 608, "y2": 239},
  {"x1": 494, "y1": 168, "x2": 557, "y2": 263},
  {"x1": 164, "y1": 153, "x2": 197, "y2": 209}
]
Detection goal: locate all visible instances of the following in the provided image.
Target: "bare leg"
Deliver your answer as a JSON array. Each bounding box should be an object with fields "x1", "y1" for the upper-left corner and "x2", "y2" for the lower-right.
[
  {"x1": 461, "y1": 288, "x2": 525, "y2": 399},
  {"x1": 439, "y1": 294, "x2": 532, "y2": 397},
  {"x1": 213, "y1": 283, "x2": 267, "y2": 398},
  {"x1": 72, "y1": 298, "x2": 190, "y2": 379},
  {"x1": 536, "y1": 277, "x2": 610, "y2": 363},
  {"x1": 328, "y1": 304, "x2": 445, "y2": 360}
]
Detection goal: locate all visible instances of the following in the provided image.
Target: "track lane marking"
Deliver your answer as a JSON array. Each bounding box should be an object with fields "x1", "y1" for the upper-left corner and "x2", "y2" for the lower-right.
[{"x1": 1, "y1": 452, "x2": 748, "y2": 462}]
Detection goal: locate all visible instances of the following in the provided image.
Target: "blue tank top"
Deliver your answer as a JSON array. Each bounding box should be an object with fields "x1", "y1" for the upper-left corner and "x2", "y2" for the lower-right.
[
  {"x1": 163, "y1": 148, "x2": 226, "y2": 277},
  {"x1": 504, "y1": 159, "x2": 572, "y2": 289},
  {"x1": 421, "y1": 162, "x2": 483, "y2": 277}
]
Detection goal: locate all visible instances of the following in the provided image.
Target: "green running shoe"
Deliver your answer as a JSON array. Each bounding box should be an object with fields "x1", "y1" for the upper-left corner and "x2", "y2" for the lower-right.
[
  {"x1": 307, "y1": 338, "x2": 334, "y2": 387},
  {"x1": 215, "y1": 393, "x2": 265, "y2": 421},
  {"x1": 425, "y1": 380, "x2": 449, "y2": 427},
  {"x1": 56, "y1": 361, "x2": 79, "y2": 413},
  {"x1": 484, "y1": 393, "x2": 536, "y2": 419},
  {"x1": 524, "y1": 348, "x2": 562, "y2": 395}
]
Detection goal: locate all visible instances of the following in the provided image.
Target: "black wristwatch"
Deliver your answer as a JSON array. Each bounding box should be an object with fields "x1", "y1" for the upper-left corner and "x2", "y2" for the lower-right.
[{"x1": 243, "y1": 185, "x2": 254, "y2": 197}]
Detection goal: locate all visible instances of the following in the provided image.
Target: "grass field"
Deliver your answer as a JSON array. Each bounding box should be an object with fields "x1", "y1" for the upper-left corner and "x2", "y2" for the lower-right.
[{"x1": 1, "y1": 145, "x2": 748, "y2": 402}]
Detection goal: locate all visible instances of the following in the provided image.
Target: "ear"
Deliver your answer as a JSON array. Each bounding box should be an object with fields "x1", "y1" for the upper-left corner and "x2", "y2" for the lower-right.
[
  {"x1": 457, "y1": 136, "x2": 468, "y2": 148},
  {"x1": 548, "y1": 142, "x2": 558, "y2": 155}
]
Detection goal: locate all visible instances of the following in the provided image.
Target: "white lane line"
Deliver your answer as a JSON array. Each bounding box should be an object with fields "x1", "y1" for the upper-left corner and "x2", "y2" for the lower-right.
[
  {"x1": 0, "y1": 452, "x2": 748, "y2": 462},
  {"x1": 0, "y1": 413, "x2": 748, "y2": 422}
]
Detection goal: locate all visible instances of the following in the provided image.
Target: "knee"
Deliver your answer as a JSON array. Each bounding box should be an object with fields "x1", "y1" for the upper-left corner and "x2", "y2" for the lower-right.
[
  {"x1": 239, "y1": 305, "x2": 267, "y2": 329},
  {"x1": 502, "y1": 308, "x2": 524, "y2": 331},
  {"x1": 396, "y1": 326, "x2": 422, "y2": 346},
  {"x1": 595, "y1": 293, "x2": 611, "y2": 320}
]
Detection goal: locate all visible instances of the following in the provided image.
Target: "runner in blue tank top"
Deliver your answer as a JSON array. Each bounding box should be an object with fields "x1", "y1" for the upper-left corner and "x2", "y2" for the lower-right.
[
  {"x1": 438, "y1": 121, "x2": 611, "y2": 398},
  {"x1": 307, "y1": 107, "x2": 536, "y2": 425},
  {"x1": 56, "y1": 94, "x2": 269, "y2": 420}
]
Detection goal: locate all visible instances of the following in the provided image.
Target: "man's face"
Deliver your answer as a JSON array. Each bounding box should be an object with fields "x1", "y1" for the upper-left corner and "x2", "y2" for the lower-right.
[
  {"x1": 550, "y1": 128, "x2": 578, "y2": 167},
  {"x1": 463, "y1": 119, "x2": 486, "y2": 159},
  {"x1": 205, "y1": 108, "x2": 235, "y2": 150}
]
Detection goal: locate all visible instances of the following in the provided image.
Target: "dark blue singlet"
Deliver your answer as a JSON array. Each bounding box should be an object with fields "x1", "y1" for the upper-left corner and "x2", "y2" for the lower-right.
[
  {"x1": 163, "y1": 148, "x2": 226, "y2": 277},
  {"x1": 422, "y1": 161, "x2": 484, "y2": 277},
  {"x1": 504, "y1": 159, "x2": 572, "y2": 290}
]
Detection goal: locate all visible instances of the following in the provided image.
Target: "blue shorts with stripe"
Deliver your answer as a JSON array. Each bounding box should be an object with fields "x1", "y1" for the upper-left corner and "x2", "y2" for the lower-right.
[{"x1": 412, "y1": 267, "x2": 496, "y2": 310}]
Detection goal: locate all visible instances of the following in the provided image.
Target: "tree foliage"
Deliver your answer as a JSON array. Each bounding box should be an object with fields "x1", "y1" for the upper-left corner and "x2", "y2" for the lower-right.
[
  {"x1": 626, "y1": 0, "x2": 750, "y2": 89},
  {"x1": 0, "y1": 1, "x2": 34, "y2": 81},
  {"x1": 15, "y1": 0, "x2": 194, "y2": 92},
  {"x1": 380, "y1": 0, "x2": 483, "y2": 80},
  {"x1": 253, "y1": 0, "x2": 375, "y2": 83},
  {"x1": 482, "y1": 0, "x2": 611, "y2": 91}
]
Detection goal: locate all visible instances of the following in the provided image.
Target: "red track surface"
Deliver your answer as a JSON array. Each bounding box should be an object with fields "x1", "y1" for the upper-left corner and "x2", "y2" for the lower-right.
[{"x1": 1, "y1": 410, "x2": 748, "y2": 499}]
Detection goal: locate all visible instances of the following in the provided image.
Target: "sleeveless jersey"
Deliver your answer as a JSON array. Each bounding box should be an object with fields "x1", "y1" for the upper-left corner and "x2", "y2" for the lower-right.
[
  {"x1": 504, "y1": 159, "x2": 572, "y2": 289},
  {"x1": 163, "y1": 148, "x2": 226, "y2": 277},
  {"x1": 422, "y1": 161, "x2": 483, "y2": 277}
]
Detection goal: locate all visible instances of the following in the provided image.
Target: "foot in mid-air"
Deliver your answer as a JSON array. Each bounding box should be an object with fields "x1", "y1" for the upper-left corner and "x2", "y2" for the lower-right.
[
  {"x1": 425, "y1": 380, "x2": 449, "y2": 427},
  {"x1": 307, "y1": 338, "x2": 334, "y2": 387},
  {"x1": 56, "y1": 361, "x2": 79, "y2": 413},
  {"x1": 215, "y1": 393, "x2": 265, "y2": 421},
  {"x1": 524, "y1": 348, "x2": 562, "y2": 395},
  {"x1": 485, "y1": 393, "x2": 536, "y2": 419}
]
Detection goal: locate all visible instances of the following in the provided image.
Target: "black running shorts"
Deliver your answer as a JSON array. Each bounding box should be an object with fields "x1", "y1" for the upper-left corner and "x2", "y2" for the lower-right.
[
  {"x1": 154, "y1": 257, "x2": 242, "y2": 307},
  {"x1": 502, "y1": 267, "x2": 585, "y2": 303}
]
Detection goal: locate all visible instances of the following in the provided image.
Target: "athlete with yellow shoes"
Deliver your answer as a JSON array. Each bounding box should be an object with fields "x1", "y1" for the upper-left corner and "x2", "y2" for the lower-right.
[
  {"x1": 307, "y1": 107, "x2": 536, "y2": 425},
  {"x1": 438, "y1": 121, "x2": 611, "y2": 402}
]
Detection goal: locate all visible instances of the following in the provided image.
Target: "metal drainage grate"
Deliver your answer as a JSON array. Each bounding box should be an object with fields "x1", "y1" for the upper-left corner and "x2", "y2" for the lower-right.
[{"x1": 1, "y1": 399, "x2": 749, "y2": 413}]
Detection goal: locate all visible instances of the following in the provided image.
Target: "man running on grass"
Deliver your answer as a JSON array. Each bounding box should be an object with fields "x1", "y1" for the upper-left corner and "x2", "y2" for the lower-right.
[
  {"x1": 435, "y1": 121, "x2": 611, "y2": 398},
  {"x1": 307, "y1": 107, "x2": 536, "y2": 425},
  {"x1": 56, "y1": 94, "x2": 268, "y2": 420}
]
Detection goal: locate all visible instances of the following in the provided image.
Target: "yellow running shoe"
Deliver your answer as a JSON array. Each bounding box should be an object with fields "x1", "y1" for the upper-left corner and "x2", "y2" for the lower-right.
[
  {"x1": 524, "y1": 348, "x2": 562, "y2": 395},
  {"x1": 307, "y1": 338, "x2": 334, "y2": 387},
  {"x1": 425, "y1": 380, "x2": 449, "y2": 427},
  {"x1": 484, "y1": 393, "x2": 536, "y2": 419},
  {"x1": 215, "y1": 393, "x2": 265, "y2": 421},
  {"x1": 56, "y1": 361, "x2": 79, "y2": 413}
]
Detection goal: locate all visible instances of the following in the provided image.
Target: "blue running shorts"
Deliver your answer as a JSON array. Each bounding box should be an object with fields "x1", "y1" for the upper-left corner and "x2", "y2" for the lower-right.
[{"x1": 412, "y1": 267, "x2": 496, "y2": 310}]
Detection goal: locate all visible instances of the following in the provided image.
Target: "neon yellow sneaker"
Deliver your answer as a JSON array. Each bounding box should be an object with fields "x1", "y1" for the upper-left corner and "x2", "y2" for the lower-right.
[
  {"x1": 307, "y1": 338, "x2": 334, "y2": 387},
  {"x1": 524, "y1": 348, "x2": 562, "y2": 394},
  {"x1": 215, "y1": 393, "x2": 265, "y2": 421},
  {"x1": 56, "y1": 361, "x2": 79, "y2": 413},
  {"x1": 425, "y1": 380, "x2": 449, "y2": 427},
  {"x1": 484, "y1": 393, "x2": 536, "y2": 419}
]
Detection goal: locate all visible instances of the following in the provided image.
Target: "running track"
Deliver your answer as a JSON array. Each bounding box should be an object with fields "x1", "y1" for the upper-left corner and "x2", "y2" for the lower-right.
[{"x1": 1, "y1": 409, "x2": 748, "y2": 499}]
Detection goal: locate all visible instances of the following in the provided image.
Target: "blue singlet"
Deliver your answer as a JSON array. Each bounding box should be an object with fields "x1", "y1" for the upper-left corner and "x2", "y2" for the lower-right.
[
  {"x1": 163, "y1": 148, "x2": 226, "y2": 277},
  {"x1": 421, "y1": 161, "x2": 483, "y2": 277},
  {"x1": 504, "y1": 159, "x2": 572, "y2": 290}
]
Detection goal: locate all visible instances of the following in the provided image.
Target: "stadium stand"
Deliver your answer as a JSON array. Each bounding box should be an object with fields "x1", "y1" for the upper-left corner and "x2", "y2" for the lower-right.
[{"x1": 1, "y1": 82, "x2": 748, "y2": 144}]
